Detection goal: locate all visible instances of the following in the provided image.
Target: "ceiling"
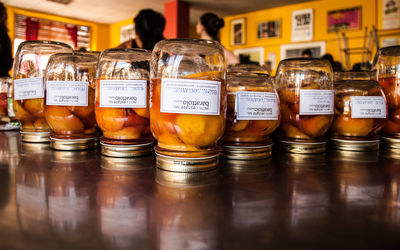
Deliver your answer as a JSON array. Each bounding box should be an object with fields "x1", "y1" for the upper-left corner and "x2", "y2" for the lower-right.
[{"x1": 3, "y1": 0, "x2": 311, "y2": 24}]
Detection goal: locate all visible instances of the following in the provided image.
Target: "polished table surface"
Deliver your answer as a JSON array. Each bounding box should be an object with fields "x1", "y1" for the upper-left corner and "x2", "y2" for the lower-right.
[{"x1": 0, "y1": 131, "x2": 400, "y2": 250}]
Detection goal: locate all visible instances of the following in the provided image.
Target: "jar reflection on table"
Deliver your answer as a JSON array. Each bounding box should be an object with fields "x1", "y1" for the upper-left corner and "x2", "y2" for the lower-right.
[
  {"x1": 12, "y1": 40, "x2": 73, "y2": 142},
  {"x1": 15, "y1": 149, "x2": 52, "y2": 239},
  {"x1": 150, "y1": 39, "x2": 226, "y2": 170},
  {"x1": 276, "y1": 152, "x2": 330, "y2": 237},
  {"x1": 328, "y1": 150, "x2": 383, "y2": 207},
  {"x1": 222, "y1": 72, "x2": 280, "y2": 159},
  {"x1": 48, "y1": 151, "x2": 100, "y2": 245},
  {"x1": 45, "y1": 52, "x2": 99, "y2": 150},
  {"x1": 377, "y1": 153, "x2": 400, "y2": 225},
  {"x1": 275, "y1": 58, "x2": 334, "y2": 153},
  {"x1": 376, "y1": 46, "x2": 400, "y2": 148},
  {"x1": 222, "y1": 160, "x2": 276, "y2": 249},
  {"x1": 97, "y1": 166, "x2": 153, "y2": 250},
  {"x1": 152, "y1": 169, "x2": 221, "y2": 250},
  {"x1": 95, "y1": 48, "x2": 153, "y2": 157},
  {"x1": 330, "y1": 72, "x2": 387, "y2": 151}
]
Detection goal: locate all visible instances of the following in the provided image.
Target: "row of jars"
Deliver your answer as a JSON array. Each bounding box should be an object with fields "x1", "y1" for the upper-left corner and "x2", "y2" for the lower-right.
[{"x1": 10, "y1": 40, "x2": 400, "y2": 170}]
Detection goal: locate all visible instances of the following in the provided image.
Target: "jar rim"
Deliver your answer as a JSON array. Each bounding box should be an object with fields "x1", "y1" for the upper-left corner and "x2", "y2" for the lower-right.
[
  {"x1": 18, "y1": 40, "x2": 72, "y2": 49},
  {"x1": 49, "y1": 52, "x2": 99, "y2": 61},
  {"x1": 101, "y1": 47, "x2": 152, "y2": 54},
  {"x1": 227, "y1": 71, "x2": 271, "y2": 78},
  {"x1": 154, "y1": 38, "x2": 224, "y2": 51}
]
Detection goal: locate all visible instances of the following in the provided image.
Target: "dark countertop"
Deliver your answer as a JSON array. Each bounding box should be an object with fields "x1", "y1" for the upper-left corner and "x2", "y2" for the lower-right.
[{"x1": 0, "y1": 131, "x2": 400, "y2": 250}]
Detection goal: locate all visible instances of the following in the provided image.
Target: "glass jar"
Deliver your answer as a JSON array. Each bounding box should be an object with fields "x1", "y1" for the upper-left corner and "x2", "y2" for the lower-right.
[
  {"x1": 376, "y1": 46, "x2": 400, "y2": 149},
  {"x1": 44, "y1": 52, "x2": 99, "y2": 150},
  {"x1": 95, "y1": 48, "x2": 153, "y2": 157},
  {"x1": 12, "y1": 40, "x2": 73, "y2": 142},
  {"x1": 150, "y1": 39, "x2": 226, "y2": 172},
  {"x1": 0, "y1": 77, "x2": 20, "y2": 130},
  {"x1": 330, "y1": 72, "x2": 387, "y2": 151},
  {"x1": 222, "y1": 72, "x2": 280, "y2": 159},
  {"x1": 275, "y1": 58, "x2": 334, "y2": 153}
]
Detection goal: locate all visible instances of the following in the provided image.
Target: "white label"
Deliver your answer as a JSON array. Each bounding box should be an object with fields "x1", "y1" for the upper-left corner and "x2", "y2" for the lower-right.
[
  {"x1": 46, "y1": 81, "x2": 88, "y2": 106},
  {"x1": 14, "y1": 77, "x2": 44, "y2": 100},
  {"x1": 161, "y1": 78, "x2": 220, "y2": 115},
  {"x1": 299, "y1": 89, "x2": 334, "y2": 115},
  {"x1": 350, "y1": 96, "x2": 386, "y2": 118},
  {"x1": 235, "y1": 91, "x2": 279, "y2": 120},
  {"x1": 99, "y1": 80, "x2": 147, "y2": 108}
]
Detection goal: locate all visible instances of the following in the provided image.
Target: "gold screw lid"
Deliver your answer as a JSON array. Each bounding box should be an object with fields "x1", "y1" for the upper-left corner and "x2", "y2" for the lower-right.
[
  {"x1": 100, "y1": 142, "x2": 153, "y2": 158},
  {"x1": 21, "y1": 131, "x2": 50, "y2": 143},
  {"x1": 155, "y1": 153, "x2": 219, "y2": 173},
  {"x1": 50, "y1": 137, "x2": 98, "y2": 151}
]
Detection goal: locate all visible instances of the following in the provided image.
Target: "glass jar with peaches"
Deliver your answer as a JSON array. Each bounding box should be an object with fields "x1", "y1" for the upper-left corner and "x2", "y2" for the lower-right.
[
  {"x1": 330, "y1": 71, "x2": 387, "y2": 151},
  {"x1": 44, "y1": 52, "x2": 99, "y2": 150},
  {"x1": 95, "y1": 48, "x2": 153, "y2": 157},
  {"x1": 222, "y1": 72, "x2": 280, "y2": 159},
  {"x1": 275, "y1": 58, "x2": 334, "y2": 153},
  {"x1": 376, "y1": 46, "x2": 400, "y2": 149},
  {"x1": 150, "y1": 39, "x2": 226, "y2": 172},
  {"x1": 12, "y1": 40, "x2": 73, "y2": 142}
]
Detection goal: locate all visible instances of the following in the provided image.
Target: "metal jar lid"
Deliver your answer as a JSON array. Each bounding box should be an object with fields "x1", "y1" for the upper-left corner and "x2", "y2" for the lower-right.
[
  {"x1": 21, "y1": 131, "x2": 50, "y2": 143},
  {"x1": 50, "y1": 137, "x2": 98, "y2": 151},
  {"x1": 100, "y1": 155, "x2": 154, "y2": 171},
  {"x1": 155, "y1": 168, "x2": 218, "y2": 188},
  {"x1": 221, "y1": 144, "x2": 273, "y2": 160},
  {"x1": 100, "y1": 141, "x2": 153, "y2": 158},
  {"x1": 155, "y1": 153, "x2": 219, "y2": 173},
  {"x1": 329, "y1": 138, "x2": 380, "y2": 151},
  {"x1": 279, "y1": 139, "x2": 326, "y2": 154}
]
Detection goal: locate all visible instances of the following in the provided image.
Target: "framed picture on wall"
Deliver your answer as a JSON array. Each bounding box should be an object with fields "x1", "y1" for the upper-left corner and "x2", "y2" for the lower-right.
[
  {"x1": 120, "y1": 24, "x2": 135, "y2": 44},
  {"x1": 234, "y1": 47, "x2": 265, "y2": 65},
  {"x1": 280, "y1": 41, "x2": 326, "y2": 60},
  {"x1": 257, "y1": 20, "x2": 281, "y2": 39},
  {"x1": 291, "y1": 8, "x2": 314, "y2": 42},
  {"x1": 327, "y1": 6, "x2": 361, "y2": 32},
  {"x1": 231, "y1": 18, "x2": 245, "y2": 46}
]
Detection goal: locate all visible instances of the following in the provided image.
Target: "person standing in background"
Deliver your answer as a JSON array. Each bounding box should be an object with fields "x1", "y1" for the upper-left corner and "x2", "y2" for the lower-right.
[
  {"x1": 0, "y1": 2, "x2": 12, "y2": 77},
  {"x1": 196, "y1": 13, "x2": 239, "y2": 65},
  {"x1": 117, "y1": 9, "x2": 165, "y2": 51}
]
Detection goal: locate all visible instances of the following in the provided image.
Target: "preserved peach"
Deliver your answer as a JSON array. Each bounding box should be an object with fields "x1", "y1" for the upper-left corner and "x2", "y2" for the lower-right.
[
  {"x1": 134, "y1": 108, "x2": 150, "y2": 119},
  {"x1": 14, "y1": 98, "x2": 49, "y2": 131},
  {"x1": 280, "y1": 123, "x2": 311, "y2": 139},
  {"x1": 45, "y1": 106, "x2": 85, "y2": 134},
  {"x1": 14, "y1": 101, "x2": 32, "y2": 122},
  {"x1": 33, "y1": 118, "x2": 50, "y2": 129},
  {"x1": 103, "y1": 127, "x2": 143, "y2": 140},
  {"x1": 176, "y1": 114, "x2": 225, "y2": 147},
  {"x1": 95, "y1": 106, "x2": 126, "y2": 132},
  {"x1": 331, "y1": 115, "x2": 373, "y2": 137},
  {"x1": 24, "y1": 99, "x2": 45, "y2": 117},
  {"x1": 228, "y1": 120, "x2": 249, "y2": 132},
  {"x1": 125, "y1": 111, "x2": 148, "y2": 127},
  {"x1": 299, "y1": 115, "x2": 332, "y2": 137}
]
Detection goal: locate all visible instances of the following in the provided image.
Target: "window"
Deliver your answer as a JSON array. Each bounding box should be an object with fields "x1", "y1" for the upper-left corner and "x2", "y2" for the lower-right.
[{"x1": 14, "y1": 14, "x2": 91, "y2": 54}]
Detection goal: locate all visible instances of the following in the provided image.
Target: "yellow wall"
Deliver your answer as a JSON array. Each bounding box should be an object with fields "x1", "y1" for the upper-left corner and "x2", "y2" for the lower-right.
[
  {"x1": 6, "y1": 5, "x2": 110, "y2": 51},
  {"x1": 109, "y1": 18, "x2": 133, "y2": 48},
  {"x1": 221, "y1": 0, "x2": 400, "y2": 72}
]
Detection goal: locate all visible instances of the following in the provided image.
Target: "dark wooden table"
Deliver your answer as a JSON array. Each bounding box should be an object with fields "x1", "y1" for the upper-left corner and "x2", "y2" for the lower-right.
[{"x1": 0, "y1": 131, "x2": 399, "y2": 250}]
